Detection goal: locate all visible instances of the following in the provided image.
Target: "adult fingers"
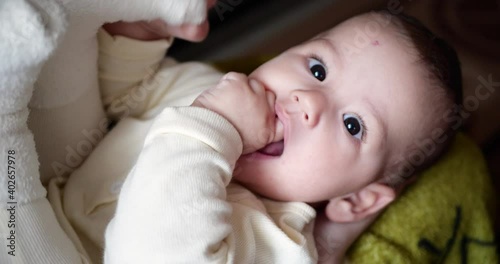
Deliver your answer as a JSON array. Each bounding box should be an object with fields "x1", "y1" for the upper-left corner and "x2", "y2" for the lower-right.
[{"x1": 165, "y1": 19, "x2": 210, "y2": 42}]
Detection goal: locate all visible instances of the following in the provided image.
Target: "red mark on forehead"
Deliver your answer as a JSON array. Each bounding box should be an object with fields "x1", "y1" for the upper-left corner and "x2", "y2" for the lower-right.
[{"x1": 371, "y1": 40, "x2": 380, "y2": 46}]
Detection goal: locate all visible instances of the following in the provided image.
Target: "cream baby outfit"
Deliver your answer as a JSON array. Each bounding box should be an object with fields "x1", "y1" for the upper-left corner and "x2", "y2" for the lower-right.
[{"x1": 51, "y1": 30, "x2": 319, "y2": 264}]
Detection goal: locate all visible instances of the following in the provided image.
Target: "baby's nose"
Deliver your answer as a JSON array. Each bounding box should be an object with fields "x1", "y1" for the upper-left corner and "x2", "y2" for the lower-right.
[{"x1": 290, "y1": 90, "x2": 325, "y2": 127}]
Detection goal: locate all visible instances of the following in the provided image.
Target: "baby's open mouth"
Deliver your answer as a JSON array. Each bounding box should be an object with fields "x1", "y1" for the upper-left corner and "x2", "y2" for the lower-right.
[{"x1": 258, "y1": 140, "x2": 284, "y2": 156}]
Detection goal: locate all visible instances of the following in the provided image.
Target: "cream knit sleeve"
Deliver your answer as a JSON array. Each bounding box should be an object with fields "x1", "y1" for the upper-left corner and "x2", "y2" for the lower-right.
[
  {"x1": 98, "y1": 29, "x2": 171, "y2": 121},
  {"x1": 104, "y1": 107, "x2": 243, "y2": 264},
  {"x1": 97, "y1": 29, "x2": 223, "y2": 122}
]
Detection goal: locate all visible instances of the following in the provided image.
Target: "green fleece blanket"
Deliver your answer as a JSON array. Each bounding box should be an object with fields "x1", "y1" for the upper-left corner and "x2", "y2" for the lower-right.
[{"x1": 347, "y1": 133, "x2": 497, "y2": 263}]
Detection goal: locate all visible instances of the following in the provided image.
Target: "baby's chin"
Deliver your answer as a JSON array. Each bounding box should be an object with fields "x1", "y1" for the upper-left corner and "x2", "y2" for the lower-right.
[
  {"x1": 233, "y1": 149, "x2": 281, "y2": 185},
  {"x1": 231, "y1": 171, "x2": 288, "y2": 202},
  {"x1": 231, "y1": 163, "x2": 266, "y2": 193}
]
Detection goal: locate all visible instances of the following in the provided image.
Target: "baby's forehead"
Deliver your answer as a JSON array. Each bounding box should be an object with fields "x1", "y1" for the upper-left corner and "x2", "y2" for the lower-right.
[{"x1": 314, "y1": 13, "x2": 400, "y2": 43}]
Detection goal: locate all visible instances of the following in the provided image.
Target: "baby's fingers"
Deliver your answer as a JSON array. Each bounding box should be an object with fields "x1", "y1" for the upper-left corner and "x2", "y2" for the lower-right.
[
  {"x1": 266, "y1": 90, "x2": 284, "y2": 143},
  {"x1": 165, "y1": 21, "x2": 210, "y2": 42},
  {"x1": 222, "y1": 72, "x2": 247, "y2": 82},
  {"x1": 265, "y1": 90, "x2": 276, "y2": 111},
  {"x1": 249, "y1": 79, "x2": 265, "y2": 95}
]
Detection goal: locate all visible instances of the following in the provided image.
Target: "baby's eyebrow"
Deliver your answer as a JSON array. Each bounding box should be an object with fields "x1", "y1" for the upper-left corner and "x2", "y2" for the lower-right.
[{"x1": 312, "y1": 38, "x2": 344, "y2": 69}]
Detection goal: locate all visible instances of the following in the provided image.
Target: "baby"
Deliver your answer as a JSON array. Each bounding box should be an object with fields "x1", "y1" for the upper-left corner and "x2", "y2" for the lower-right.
[
  {"x1": 98, "y1": 11, "x2": 462, "y2": 264},
  {"x1": 35, "y1": 9, "x2": 461, "y2": 264}
]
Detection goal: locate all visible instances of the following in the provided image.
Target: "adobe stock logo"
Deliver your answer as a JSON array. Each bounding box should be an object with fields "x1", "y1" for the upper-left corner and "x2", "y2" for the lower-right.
[
  {"x1": 51, "y1": 118, "x2": 109, "y2": 177},
  {"x1": 392, "y1": 74, "x2": 499, "y2": 183},
  {"x1": 214, "y1": 0, "x2": 243, "y2": 21}
]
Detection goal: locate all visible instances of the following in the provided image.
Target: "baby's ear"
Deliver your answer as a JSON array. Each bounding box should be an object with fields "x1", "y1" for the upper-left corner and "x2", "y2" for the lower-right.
[{"x1": 325, "y1": 183, "x2": 395, "y2": 222}]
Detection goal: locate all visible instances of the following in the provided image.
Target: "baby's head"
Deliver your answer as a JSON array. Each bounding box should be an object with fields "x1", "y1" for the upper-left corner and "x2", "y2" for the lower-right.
[{"x1": 233, "y1": 11, "x2": 462, "y2": 222}]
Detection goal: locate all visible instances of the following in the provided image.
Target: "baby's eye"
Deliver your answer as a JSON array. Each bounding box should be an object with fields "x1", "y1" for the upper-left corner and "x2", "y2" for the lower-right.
[
  {"x1": 308, "y1": 57, "x2": 327, "y2": 82},
  {"x1": 343, "y1": 114, "x2": 364, "y2": 140}
]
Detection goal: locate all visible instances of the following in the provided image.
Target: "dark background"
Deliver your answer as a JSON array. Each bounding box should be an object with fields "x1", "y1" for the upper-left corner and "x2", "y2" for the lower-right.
[{"x1": 171, "y1": 0, "x2": 500, "y2": 237}]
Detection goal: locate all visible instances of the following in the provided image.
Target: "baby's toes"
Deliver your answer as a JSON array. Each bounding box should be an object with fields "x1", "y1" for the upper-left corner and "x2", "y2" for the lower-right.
[{"x1": 0, "y1": 0, "x2": 67, "y2": 72}]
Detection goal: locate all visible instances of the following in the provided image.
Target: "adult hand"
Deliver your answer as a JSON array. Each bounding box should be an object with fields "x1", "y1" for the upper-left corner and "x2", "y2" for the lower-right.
[
  {"x1": 102, "y1": 0, "x2": 217, "y2": 41},
  {"x1": 102, "y1": 19, "x2": 208, "y2": 41}
]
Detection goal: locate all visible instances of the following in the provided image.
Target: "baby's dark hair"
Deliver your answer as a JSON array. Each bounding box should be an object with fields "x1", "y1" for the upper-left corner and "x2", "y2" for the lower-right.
[{"x1": 377, "y1": 11, "x2": 463, "y2": 189}]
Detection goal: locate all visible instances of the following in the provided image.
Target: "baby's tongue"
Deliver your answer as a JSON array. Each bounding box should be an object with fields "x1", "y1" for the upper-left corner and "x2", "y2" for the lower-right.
[{"x1": 258, "y1": 140, "x2": 284, "y2": 156}]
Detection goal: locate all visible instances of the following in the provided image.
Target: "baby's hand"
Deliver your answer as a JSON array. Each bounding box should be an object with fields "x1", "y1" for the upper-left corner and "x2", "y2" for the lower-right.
[{"x1": 192, "y1": 72, "x2": 277, "y2": 154}]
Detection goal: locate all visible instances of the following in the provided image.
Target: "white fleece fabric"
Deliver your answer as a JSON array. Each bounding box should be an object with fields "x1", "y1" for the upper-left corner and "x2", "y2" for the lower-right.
[
  {"x1": 0, "y1": 1, "x2": 85, "y2": 263},
  {"x1": 31, "y1": 0, "x2": 207, "y2": 184},
  {"x1": 0, "y1": 0, "x2": 207, "y2": 263}
]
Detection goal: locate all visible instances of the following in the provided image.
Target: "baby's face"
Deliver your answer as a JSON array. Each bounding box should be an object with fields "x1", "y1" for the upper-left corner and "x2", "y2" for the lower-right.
[{"x1": 234, "y1": 14, "x2": 432, "y2": 202}]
